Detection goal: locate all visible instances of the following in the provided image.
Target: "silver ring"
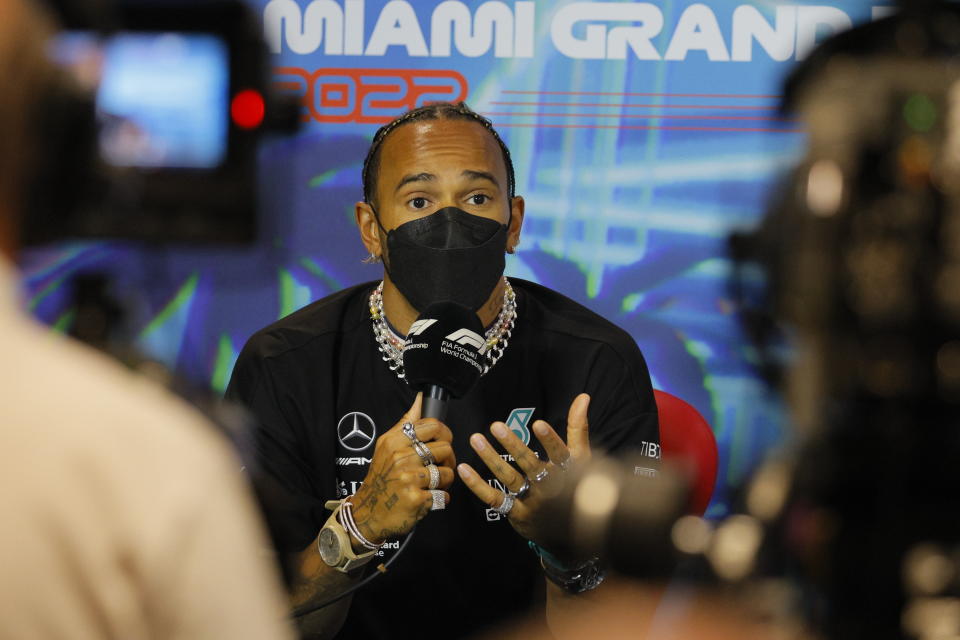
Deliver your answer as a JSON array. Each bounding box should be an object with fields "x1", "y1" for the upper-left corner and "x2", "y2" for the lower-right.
[
  {"x1": 413, "y1": 440, "x2": 436, "y2": 466},
  {"x1": 402, "y1": 422, "x2": 418, "y2": 442},
  {"x1": 427, "y1": 464, "x2": 441, "y2": 490},
  {"x1": 430, "y1": 490, "x2": 446, "y2": 511},
  {"x1": 558, "y1": 457, "x2": 571, "y2": 471},
  {"x1": 494, "y1": 491, "x2": 515, "y2": 516},
  {"x1": 511, "y1": 477, "x2": 531, "y2": 500},
  {"x1": 533, "y1": 468, "x2": 550, "y2": 483}
]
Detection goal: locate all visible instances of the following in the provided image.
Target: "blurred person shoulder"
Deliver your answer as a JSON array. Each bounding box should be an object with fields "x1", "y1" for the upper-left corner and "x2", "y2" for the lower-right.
[
  {"x1": 0, "y1": 264, "x2": 242, "y2": 483},
  {"x1": 473, "y1": 579, "x2": 786, "y2": 640},
  {"x1": 0, "y1": 261, "x2": 293, "y2": 640}
]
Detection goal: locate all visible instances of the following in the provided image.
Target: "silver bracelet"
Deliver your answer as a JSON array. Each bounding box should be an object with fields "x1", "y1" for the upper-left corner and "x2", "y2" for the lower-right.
[{"x1": 339, "y1": 497, "x2": 382, "y2": 551}]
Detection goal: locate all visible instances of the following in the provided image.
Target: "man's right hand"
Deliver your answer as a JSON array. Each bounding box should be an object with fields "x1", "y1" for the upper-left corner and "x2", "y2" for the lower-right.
[{"x1": 349, "y1": 394, "x2": 456, "y2": 545}]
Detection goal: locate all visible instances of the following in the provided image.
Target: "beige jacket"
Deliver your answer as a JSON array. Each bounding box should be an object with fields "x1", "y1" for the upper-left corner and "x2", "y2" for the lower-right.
[{"x1": 0, "y1": 260, "x2": 294, "y2": 640}]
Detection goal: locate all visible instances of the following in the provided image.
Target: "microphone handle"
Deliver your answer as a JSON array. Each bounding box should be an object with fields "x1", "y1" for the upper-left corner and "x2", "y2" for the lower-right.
[{"x1": 422, "y1": 385, "x2": 450, "y2": 421}]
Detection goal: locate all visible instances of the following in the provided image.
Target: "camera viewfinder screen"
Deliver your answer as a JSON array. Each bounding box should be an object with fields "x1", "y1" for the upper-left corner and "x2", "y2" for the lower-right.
[{"x1": 55, "y1": 32, "x2": 229, "y2": 169}]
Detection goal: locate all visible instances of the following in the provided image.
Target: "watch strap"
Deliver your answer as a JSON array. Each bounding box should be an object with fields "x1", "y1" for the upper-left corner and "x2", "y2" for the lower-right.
[
  {"x1": 320, "y1": 500, "x2": 377, "y2": 573},
  {"x1": 529, "y1": 541, "x2": 605, "y2": 594},
  {"x1": 540, "y1": 555, "x2": 606, "y2": 594}
]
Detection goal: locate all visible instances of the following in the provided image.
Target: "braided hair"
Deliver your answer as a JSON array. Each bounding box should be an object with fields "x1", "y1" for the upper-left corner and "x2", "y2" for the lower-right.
[{"x1": 361, "y1": 101, "x2": 516, "y2": 205}]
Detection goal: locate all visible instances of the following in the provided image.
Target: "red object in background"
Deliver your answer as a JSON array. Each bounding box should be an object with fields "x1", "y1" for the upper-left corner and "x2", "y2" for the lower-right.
[
  {"x1": 654, "y1": 389, "x2": 719, "y2": 516},
  {"x1": 231, "y1": 89, "x2": 265, "y2": 129}
]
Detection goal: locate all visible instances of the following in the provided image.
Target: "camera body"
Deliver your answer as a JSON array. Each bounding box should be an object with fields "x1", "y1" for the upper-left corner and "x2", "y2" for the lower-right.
[
  {"x1": 27, "y1": 0, "x2": 295, "y2": 245},
  {"x1": 732, "y1": 7, "x2": 960, "y2": 635}
]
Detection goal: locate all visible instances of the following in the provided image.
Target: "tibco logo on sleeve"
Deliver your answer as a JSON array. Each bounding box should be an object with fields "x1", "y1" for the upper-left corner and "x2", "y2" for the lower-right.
[{"x1": 639, "y1": 440, "x2": 660, "y2": 460}]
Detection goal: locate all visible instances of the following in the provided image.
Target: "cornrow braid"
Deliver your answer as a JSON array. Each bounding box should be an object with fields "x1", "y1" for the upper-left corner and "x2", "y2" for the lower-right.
[{"x1": 361, "y1": 101, "x2": 516, "y2": 205}]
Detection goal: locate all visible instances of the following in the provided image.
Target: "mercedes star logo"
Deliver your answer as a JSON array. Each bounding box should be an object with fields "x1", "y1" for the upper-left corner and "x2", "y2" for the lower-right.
[{"x1": 337, "y1": 412, "x2": 377, "y2": 452}]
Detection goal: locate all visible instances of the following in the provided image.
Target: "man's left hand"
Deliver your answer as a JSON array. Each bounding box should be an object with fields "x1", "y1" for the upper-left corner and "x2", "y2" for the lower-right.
[{"x1": 457, "y1": 393, "x2": 591, "y2": 544}]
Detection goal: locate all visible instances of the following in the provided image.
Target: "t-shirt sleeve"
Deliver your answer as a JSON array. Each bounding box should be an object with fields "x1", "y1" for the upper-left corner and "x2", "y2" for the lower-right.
[
  {"x1": 225, "y1": 337, "x2": 332, "y2": 553},
  {"x1": 583, "y1": 340, "x2": 660, "y2": 471}
]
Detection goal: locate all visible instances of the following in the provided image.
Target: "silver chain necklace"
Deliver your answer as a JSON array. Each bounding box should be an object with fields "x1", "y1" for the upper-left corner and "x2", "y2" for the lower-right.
[{"x1": 369, "y1": 278, "x2": 517, "y2": 380}]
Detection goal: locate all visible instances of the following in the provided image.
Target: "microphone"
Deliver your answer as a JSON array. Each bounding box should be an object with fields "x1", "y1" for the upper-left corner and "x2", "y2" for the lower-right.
[{"x1": 403, "y1": 301, "x2": 485, "y2": 420}]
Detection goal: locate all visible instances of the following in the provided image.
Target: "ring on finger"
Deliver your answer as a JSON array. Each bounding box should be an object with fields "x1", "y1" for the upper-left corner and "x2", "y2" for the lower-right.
[
  {"x1": 533, "y1": 468, "x2": 550, "y2": 483},
  {"x1": 427, "y1": 464, "x2": 441, "y2": 490},
  {"x1": 511, "y1": 477, "x2": 531, "y2": 501},
  {"x1": 402, "y1": 421, "x2": 418, "y2": 442},
  {"x1": 413, "y1": 440, "x2": 436, "y2": 466},
  {"x1": 430, "y1": 489, "x2": 446, "y2": 511},
  {"x1": 557, "y1": 457, "x2": 571, "y2": 471},
  {"x1": 494, "y1": 491, "x2": 515, "y2": 516}
]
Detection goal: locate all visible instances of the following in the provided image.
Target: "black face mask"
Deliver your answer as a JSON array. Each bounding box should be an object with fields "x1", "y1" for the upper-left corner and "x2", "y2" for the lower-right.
[{"x1": 376, "y1": 206, "x2": 508, "y2": 313}]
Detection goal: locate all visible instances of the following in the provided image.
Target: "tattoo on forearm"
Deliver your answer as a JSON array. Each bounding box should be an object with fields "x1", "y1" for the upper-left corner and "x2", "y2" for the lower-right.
[{"x1": 385, "y1": 493, "x2": 398, "y2": 510}]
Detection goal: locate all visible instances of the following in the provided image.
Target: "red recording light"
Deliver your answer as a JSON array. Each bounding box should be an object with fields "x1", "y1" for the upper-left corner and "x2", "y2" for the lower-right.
[{"x1": 231, "y1": 89, "x2": 265, "y2": 129}]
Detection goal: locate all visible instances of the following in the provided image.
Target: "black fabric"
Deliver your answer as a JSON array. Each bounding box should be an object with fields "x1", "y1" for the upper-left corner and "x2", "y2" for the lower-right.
[
  {"x1": 381, "y1": 207, "x2": 508, "y2": 312},
  {"x1": 226, "y1": 278, "x2": 660, "y2": 639},
  {"x1": 392, "y1": 206, "x2": 503, "y2": 249}
]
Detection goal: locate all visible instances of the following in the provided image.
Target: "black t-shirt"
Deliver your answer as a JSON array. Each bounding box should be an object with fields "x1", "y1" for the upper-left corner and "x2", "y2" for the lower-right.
[{"x1": 226, "y1": 278, "x2": 660, "y2": 639}]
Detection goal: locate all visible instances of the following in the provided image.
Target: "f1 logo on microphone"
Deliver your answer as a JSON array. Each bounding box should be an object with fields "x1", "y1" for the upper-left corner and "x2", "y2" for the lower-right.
[
  {"x1": 408, "y1": 319, "x2": 438, "y2": 336},
  {"x1": 445, "y1": 329, "x2": 488, "y2": 354}
]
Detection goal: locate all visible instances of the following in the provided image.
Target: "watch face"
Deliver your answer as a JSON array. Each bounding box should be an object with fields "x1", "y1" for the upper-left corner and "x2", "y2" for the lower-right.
[
  {"x1": 582, "y1": 563, "x2": 606, "y2": 591},
  {"x1": 318, "y1": 527, "x2": 342, "y2": 566}
]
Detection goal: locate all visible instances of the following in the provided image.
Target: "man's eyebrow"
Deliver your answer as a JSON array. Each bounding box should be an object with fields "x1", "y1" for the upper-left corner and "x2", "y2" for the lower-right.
[
  {"x1": 462, "y1": 170, "x2": 500, "y2": 187},
  {"x1": 395, "y1": 172, "x2": 436, "y2": 192}
]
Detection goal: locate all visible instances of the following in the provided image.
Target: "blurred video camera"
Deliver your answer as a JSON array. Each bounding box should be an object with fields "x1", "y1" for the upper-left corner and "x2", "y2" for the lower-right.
[
  {"x1": 537, "y1": 6, "x2": 960, "y2": 640},
  {"x1": 762, "y1": 58, "x2": 960, "y2": 401},
  {"x1": 727, "y1": 5, "x2": 960, "y2": 639},
  {"x1": 27, "y1": 0, "x2": 298, "y2": 245}
]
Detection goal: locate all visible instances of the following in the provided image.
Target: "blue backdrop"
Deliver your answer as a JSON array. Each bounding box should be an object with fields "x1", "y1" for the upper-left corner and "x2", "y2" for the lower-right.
[{"x1": 21, "y1": 0, "x2": 890, "y2": 516}]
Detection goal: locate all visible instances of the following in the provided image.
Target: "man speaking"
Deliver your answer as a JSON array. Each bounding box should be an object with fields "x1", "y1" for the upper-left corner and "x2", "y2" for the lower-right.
[{"x1": 227, "y1": 102, "x2": 660, "y2": 638}]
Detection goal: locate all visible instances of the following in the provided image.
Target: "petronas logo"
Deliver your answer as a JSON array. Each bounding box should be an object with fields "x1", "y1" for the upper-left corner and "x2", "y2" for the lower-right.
[{"x1": 506, "y1": 407, "x2": 535, "y2": 446}]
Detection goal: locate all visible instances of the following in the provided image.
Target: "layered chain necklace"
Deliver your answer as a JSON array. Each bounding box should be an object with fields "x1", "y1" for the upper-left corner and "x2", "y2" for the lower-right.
[{"x1": 370, "y1": 278, "x2": 517, "y2": 381}]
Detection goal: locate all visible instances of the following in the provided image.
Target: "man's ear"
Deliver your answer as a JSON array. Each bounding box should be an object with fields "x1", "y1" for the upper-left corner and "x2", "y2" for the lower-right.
[
  {"x1": 355, "y1": 201, "x2": 382, "y2": 258},
  {"x1": 507, "y1": 195, "x2": 525, "y2": 254}
]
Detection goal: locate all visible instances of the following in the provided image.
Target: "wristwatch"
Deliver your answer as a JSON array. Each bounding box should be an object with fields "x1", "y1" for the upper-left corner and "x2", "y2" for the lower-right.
[
  {"x1": 318, "y1": 500, "x2": 377, "y2": 573},
  {"x1": 540, "y1": 555, "x2": 606, "y2": 594},
  {"x1": 529, "y1": 541, "x2": 605, "y2": 594}
]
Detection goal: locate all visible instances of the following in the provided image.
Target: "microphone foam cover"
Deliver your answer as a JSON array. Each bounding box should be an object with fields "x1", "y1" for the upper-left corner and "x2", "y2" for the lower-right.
[{"x1": 403, "y1": 301, "x2": 485, "y2": 398}]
